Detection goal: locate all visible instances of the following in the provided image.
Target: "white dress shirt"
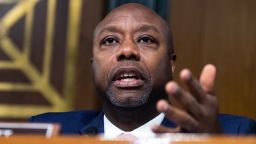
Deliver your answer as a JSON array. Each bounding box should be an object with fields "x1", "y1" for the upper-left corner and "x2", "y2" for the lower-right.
[{"x1": 103, "y1": 113, "x2": 165, "y2": 139}]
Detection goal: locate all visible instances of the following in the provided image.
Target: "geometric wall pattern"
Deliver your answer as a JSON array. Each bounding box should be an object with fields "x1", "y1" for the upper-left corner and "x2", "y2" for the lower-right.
[{"x1": 0, "y1": 0, "x2": 81, "y2": 118}]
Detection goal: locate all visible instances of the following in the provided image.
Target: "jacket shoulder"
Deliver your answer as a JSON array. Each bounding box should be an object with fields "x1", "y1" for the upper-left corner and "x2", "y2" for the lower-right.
[
  {"x1": 219, "y1": 114, "x2": 256, "y2": 134},
  {"x1": 29, "y1": 110, "x2": 101, "y2": 134}
]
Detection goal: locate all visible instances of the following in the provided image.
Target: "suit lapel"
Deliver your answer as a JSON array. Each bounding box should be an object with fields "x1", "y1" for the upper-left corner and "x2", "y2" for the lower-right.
[{"x1": 79, "y1": 112, "x2": 104, "y2": 135}]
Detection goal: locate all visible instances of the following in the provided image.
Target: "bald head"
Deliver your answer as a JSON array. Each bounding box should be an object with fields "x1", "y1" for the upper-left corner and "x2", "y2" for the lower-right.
[{"x1": 93, "y1": 3, "x2": 174, "y2": 56}]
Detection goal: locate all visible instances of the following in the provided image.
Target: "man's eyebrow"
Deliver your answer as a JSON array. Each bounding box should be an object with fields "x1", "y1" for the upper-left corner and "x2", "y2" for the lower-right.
[
  {"x1": 135, "y1": 25, "x2": 160, "y2": 33},
  {"x1": 97, "y1": 26, "x2": 123, "y2": 35}
]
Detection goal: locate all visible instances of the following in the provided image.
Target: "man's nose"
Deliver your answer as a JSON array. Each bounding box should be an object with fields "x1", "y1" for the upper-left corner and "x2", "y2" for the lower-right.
[{"x1": 116, "y1": 40, "x2": 140, "y2": 61}]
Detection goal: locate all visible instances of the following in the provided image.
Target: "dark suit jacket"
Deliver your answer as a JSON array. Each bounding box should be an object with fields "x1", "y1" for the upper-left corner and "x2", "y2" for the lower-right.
[{"x1": 29, "y1": 110, "x2": 256, "y2": 135}]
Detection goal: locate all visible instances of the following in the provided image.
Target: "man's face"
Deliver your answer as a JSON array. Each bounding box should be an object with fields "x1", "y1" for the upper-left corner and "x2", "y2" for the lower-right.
[{"x1": 92, "y1": 5, "x2": 173, "y2": 108}]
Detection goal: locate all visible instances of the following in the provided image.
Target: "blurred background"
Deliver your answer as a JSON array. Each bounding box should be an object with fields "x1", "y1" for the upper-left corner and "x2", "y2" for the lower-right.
[{"x1": 0, "y1": 0, "x2": 255, "y2": 121}]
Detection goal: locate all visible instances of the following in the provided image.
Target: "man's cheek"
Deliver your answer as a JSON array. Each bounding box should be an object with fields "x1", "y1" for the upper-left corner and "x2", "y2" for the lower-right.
[
  {"x1": 97, "y1": 66, "x2": 109, "y2": 88},
  {"x1": 93, "y1": 63, "x2": 105, "y2": 85}
]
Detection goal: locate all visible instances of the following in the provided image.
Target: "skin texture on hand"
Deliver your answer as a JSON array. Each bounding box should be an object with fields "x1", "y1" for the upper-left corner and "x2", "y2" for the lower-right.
[{"x1": 153, "y1": 64, "x2": 222, "y2": 133}]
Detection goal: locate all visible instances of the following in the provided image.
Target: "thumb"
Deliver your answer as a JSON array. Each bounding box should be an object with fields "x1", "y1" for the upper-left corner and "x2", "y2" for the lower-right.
[{"x1": 199, "y1": 64, "x2": 216, "y2": 93}]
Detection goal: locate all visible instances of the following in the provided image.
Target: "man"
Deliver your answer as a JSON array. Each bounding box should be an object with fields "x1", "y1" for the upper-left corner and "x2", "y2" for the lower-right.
[{"x1": 30, "y1": 3, "x2": 256, "y2": 137}]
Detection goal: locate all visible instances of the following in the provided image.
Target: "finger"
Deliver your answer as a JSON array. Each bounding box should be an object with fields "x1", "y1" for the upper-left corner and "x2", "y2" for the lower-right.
[
  {"x1": 152, "y1": 125, "x2": 180, "y2": 133},
  {"x1": 199, "y1": 64, "x2": 216, "y2": 94},
  {"x1": 180, "y1": 69, "x2": 207, "y2": 103},
  {"x1": 157, "y1": 100, "x2": 198, "y2": 132},
  {"x1": 165, "y1": 82, "x2": 202, "y2": 119}
]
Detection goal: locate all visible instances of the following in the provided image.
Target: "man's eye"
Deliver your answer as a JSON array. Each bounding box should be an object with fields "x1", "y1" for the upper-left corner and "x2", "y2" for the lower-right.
[
  {"x1": 138, "y1": 36, "x2": 155, "y2": 44},
  {"x1": 102, "y1": 37, "x2": 119, "y2": 45}
]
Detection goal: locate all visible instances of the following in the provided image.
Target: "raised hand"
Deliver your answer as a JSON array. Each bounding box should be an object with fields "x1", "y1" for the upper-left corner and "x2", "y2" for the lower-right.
[{"x1": 153, "y1": 64, "x2": 221, "y2": 133}]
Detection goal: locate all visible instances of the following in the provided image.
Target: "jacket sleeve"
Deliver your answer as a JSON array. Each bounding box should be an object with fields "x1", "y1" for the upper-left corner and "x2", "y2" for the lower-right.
[
  {"x1": 219, "y1": 114, "x2": 256, "y2": 134},
  {"x1": 237, "y1": 117, "x2": 256, "y2": 134}
]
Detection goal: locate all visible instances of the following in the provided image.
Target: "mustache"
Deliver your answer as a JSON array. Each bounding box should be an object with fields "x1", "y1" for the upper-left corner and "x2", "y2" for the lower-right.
[{"x1": 107, "y1": 61, "x2": 151, "y2": 82}]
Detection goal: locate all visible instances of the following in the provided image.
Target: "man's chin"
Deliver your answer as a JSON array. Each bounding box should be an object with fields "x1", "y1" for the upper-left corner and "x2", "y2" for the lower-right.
[{"x1": 107, "y1": 91, "x2": 149, "y2": 108}]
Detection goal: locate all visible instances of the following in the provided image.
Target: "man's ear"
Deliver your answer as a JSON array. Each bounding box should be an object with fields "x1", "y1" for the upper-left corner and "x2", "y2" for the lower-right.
[{"x1": 170, "y1": 53, "x2": 176, "y2": 73}]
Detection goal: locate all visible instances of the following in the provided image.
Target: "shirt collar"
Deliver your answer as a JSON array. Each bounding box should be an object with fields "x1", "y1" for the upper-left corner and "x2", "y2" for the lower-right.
[{"x1": 103, "y1": 113, "x2": 164, "y2": 138}]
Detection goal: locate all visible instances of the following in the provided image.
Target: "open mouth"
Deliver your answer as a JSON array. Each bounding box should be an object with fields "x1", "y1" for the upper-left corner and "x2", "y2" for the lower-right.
[{"x1": 112, "y1": 68, "x2": 145, "y2": 88}]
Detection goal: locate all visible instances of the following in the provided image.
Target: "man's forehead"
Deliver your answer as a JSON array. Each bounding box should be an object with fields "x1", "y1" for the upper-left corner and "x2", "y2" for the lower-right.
[
  {"x1": 100, "y1": 14, "x2": 158, "y2": 28},
  {"x1": 100, "y1": 8, "x2": 159, "y2": 26},
  {"x1": 106, "y1": 3, "x2": 159, "y2": 19},
  {"x1": 95, "y1": 6, "x2": 165, "y2": 33}
]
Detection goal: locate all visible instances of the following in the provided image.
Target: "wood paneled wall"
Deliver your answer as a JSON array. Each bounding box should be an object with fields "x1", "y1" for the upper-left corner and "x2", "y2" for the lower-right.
[
  {"x1": 75, "y1": 0, "x2": 106, "y2": 110},
  {"x1": 171, "y1": 0, "x2": 256, "y2": 119}
]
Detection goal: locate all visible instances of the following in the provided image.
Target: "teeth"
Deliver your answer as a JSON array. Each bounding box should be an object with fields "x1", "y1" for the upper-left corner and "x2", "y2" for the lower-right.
[
  {"x1": 118, "y1": 72, "x2": 138, "y2": 80},
  {"x1": 122, "y1": 78, "x2": 135, "y2": 82}
]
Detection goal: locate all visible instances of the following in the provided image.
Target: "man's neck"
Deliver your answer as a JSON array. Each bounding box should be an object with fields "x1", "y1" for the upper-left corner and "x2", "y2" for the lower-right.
[{"x1": 102, "y1": 102, "x2": 159, "y2": 131}]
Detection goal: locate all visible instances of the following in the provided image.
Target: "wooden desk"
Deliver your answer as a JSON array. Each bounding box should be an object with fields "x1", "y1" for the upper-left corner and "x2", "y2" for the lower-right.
[
  {"x1": 0, "y1": 135, "x2": 129, "y2": 144},
  {"x1": 0, "y1": 135, "x2": 255, "y2": 144},
  {"x1": 176, "y1": 136, "x2": 256, "y2": 144}
]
